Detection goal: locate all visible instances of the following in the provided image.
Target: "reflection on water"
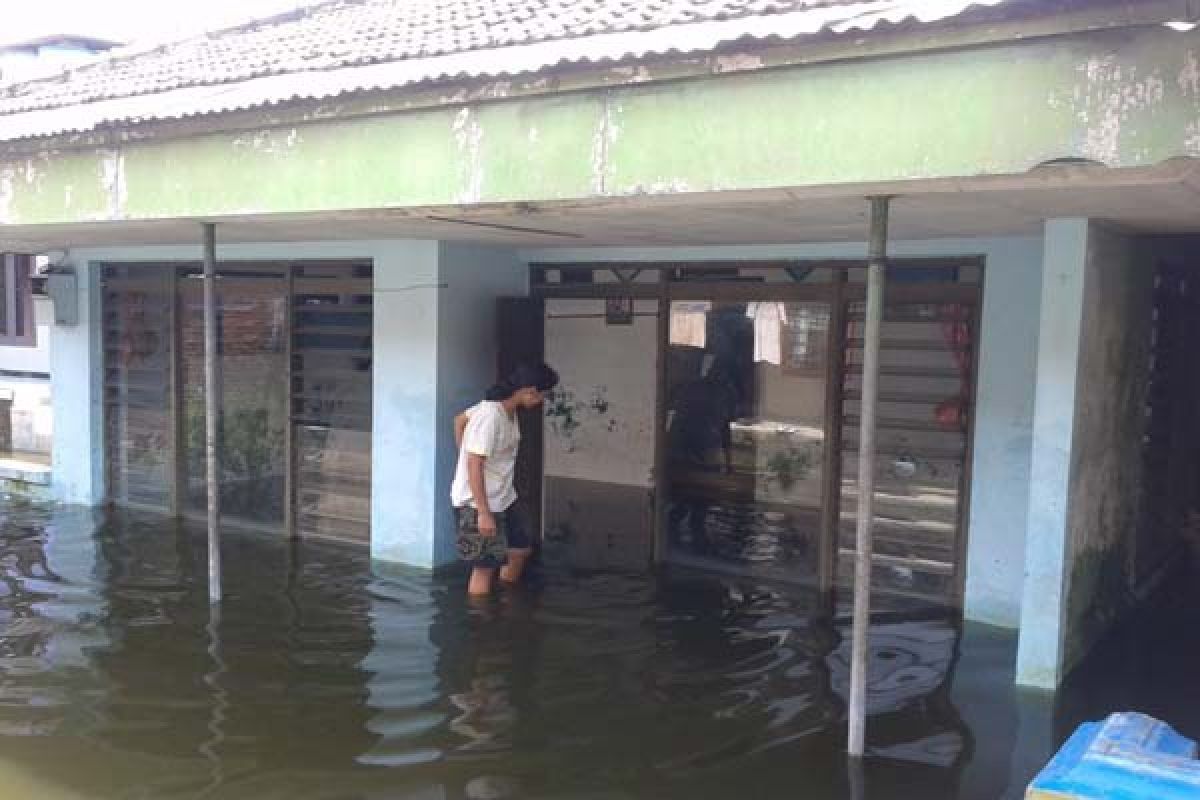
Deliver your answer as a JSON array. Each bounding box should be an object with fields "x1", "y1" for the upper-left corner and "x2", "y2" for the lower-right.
[{"x1": 5, "y1": 501, "x2": 1191, "y2": 799}]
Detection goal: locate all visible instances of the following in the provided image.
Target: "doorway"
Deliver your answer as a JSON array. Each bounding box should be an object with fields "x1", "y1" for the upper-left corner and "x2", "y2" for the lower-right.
[
  {"x1": 662, "y1": 297, "x2": 831, "y2": 585},
  {"x1": 523, "y1": 260, "x2": 981, "y2": 610},
  {"x1": 101, "y1": 261, "x2": 373, "y2": 544}
]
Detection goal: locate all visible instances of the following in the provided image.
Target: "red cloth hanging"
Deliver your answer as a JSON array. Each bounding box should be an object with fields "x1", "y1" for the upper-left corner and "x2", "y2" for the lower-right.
[{"x1": 935, "y1": 303, "x2": 971, "y2": 429}]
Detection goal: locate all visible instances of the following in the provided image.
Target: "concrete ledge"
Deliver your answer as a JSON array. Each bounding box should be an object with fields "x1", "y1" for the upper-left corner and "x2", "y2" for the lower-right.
[{"x1": 0, "y1": 457, "x2": 52, "y2": 486}]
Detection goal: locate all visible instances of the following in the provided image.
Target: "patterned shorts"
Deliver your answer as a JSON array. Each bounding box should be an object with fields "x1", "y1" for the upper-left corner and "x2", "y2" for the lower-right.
[{"x1": 455, "y1": 506, "x2": 511, "y2": 569}]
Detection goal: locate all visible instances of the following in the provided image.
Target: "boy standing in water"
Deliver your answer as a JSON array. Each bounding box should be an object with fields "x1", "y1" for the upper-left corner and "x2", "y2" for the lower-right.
[{"x1": 451, "y1": 363, "x2": 559, "y2": 596}]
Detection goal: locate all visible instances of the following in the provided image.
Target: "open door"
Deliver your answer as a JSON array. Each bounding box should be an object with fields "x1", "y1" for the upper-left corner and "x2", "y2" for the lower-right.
[{"x1": 497, "y1": 296, "x2": 546, "y2": 545}]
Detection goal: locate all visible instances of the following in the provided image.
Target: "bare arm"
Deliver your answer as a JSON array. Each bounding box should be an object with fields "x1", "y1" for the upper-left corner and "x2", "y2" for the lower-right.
[
  {"x1": 466, "y1": 453, "x2": 497, "y2": 536},
  {"x1": 454, "y1": 412, "x2": 470, "y2": 448}
]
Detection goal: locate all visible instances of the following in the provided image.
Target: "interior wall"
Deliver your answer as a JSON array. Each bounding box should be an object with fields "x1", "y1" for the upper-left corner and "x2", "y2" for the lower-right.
[
  {"x1": 540, "y1": 297, "x2": 659, "y2": 570},
  {"x1": 543, "y1": 297, "x2": 658, "y2": 489},
  {"x1": 522, "y1": 237, "x2": 1043, "y2": 628}
]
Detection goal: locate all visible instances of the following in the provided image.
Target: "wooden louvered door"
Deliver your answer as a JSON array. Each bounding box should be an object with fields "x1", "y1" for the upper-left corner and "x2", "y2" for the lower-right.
[
  {"x1": 101, "y1": 265, "x2": 177, "y2": 512},
  {"x1": 177, "y1": 264, "x2": 289, "y2": 529},
  {"x1": 838, "y1": 284, "x2": 980, "y2": 611},
  {"x1": 290, "y1": 262, "x2": 374, "y2": 544}
]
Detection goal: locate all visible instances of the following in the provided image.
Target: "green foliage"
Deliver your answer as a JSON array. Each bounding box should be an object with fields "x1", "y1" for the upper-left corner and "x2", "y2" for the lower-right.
[{"x1": 766, "y1": 440, "x2": 819, "y2": 490}]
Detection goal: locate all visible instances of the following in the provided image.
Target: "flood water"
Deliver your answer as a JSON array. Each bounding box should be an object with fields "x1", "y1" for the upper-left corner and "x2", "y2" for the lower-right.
[{"x1": 1, "y1": 500, "x2": 1198, "y2": 800}]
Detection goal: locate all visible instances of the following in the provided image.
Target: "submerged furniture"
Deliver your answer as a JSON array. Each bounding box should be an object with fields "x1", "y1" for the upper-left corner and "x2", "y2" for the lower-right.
[{"x1": 1027, "y1": 712, "x2": 1200, "y2": 800}]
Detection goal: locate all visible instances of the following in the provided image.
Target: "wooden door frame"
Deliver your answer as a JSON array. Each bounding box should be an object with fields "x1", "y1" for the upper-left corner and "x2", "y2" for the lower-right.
[
  {"x1": 102, "y1": 259, "x2": 374, "y2": 545},
  {"x1": 530, "y1": 257, "x2": 985, "y2": 608}
]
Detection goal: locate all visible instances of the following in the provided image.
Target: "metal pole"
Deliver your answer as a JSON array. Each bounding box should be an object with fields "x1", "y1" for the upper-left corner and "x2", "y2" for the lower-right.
[
  {"x1": 203, "y1": 222, "x2": 222, "y2": 605},
  {"x1": 848, "y1": 196, "x2": 890, "y2": 758}
]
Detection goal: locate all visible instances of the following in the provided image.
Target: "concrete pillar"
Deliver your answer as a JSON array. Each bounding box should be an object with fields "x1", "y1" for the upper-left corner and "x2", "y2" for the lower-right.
[
  {"x1": 370, "y1": 241, "x2": 527, "y2": 572},
  {"x1": 431, "y1": 243, "x2": 527, "y2": 566},
  {"x1": 1016, "y1": 219, "x2": 1090, "y2": 689},
  {"x1": 962, "y1": 241, "x2": 1041, "y2": 629},
  {"x1": 1014, "y1": 219, "x2": 1153, "y2": 689},
  {"x1": 50, "y1": 259, "x2": 105, "y2": 505},
  {"x1": 370, "y1": 241, "x2": 443, "y2": 570}
]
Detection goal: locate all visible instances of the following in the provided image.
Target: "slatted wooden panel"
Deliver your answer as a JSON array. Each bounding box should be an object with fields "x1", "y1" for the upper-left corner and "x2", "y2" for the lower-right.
[
  {"x1": 291, "y1": 262, "x2": 373, "y2": 543},
  {"x1": 101, "y1": 265, "x2": 175, "y2": 510},
  {"x1": 838, "y1": 300, "x2": 977, "y2": 607}
]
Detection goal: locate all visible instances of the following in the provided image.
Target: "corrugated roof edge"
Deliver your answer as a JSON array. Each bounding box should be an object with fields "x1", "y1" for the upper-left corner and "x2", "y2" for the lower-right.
[{"x1": 0, "y1": 0, "x2": 1010, "y2": 143}]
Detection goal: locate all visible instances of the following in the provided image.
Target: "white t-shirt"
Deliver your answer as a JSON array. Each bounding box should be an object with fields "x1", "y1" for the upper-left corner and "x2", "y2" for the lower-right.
[{"x1": 450, "y1": 401, "x2": 520, "y2": 512}]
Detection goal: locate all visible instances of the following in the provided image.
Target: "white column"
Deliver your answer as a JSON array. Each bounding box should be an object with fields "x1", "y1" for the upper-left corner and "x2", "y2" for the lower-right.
[
  {"x1": 1015, "y1": 218, "x2": 1089, "y2": 688},
  {"x1": 50, "y1": 259, "x2": 105, "y2": 505},
  {"x1": 370, "y1": 241, "x2": 444, "y2": 570},
  {"x1": 369, "y1": 241, "x2": 527, "y2": 572}
]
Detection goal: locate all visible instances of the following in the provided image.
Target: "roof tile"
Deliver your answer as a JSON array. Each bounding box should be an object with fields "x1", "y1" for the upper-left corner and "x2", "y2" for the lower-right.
[
  {"x1": 0, "y1": 0, "x2": 1013, "y2": 140},
  {"x1": 0, "y1": 0, "x2": 863, "y2": 114}
]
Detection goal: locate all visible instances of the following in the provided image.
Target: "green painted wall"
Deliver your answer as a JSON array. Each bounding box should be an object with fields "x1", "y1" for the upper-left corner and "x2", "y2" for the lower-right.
[{"x1": 2, "y1": 26, "x2": 1198, "y2": 225}]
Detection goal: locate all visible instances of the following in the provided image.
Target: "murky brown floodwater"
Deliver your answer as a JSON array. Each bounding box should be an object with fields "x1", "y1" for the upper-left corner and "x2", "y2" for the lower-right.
[{"x1": 0, "y1": 500, "x2": 1197, "y2": 800}]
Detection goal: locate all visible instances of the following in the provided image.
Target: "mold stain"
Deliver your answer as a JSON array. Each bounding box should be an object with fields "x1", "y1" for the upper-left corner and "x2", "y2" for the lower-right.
[
  {"x1": 589, "y1": 386, "x2": 610, "y2": 415},
  {"x1": 546, "y1": 385, "x2": 617, "y2": 452},
  {"x1": 1179, "y1": 50, "x2": 1200, "y2": 96},
  {"x1": 546, "y1": 389, "x2": 583, "y2": 451},
  {"x1": 1075, "y1": 57, "x2": 1168, "y2": 165},
  {"x1": 451, "y1": 107, "x2": 484, "y2": 203}
]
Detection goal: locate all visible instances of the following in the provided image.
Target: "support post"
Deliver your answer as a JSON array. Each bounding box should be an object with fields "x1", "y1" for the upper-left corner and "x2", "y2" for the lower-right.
[
  {"x1": 202, "y1": 222, "x2": 222, "y2": 605},
  {"x1": 847, "y1": 196, "x2": 890, "y2": 758}
]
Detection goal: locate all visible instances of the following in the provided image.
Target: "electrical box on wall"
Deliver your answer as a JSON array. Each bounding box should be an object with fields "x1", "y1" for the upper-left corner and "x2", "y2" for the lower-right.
[{"x1": 46, "y1": 269, "x2": 78, "y2": 325}]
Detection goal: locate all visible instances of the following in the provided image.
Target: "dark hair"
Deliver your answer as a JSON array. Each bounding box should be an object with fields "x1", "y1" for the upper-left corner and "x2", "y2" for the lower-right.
[{"x1": 486, "y1": 363, "x2": 559, "y2": 401}]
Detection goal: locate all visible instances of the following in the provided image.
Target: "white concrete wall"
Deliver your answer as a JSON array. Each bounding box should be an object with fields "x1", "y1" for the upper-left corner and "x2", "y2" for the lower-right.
[
  {"x1": 543, "y1": 297, "x2": 658, "y2": 489},
  {"x1": 0, "y1": 295, "x2": 53, "y2": 454},
  {"x1": 371, "y1": 241, "x2": 442, "y2": 569},
  {"x1": 1016, "y1": 220, "x2": 1153, "y2": 688},
  {"x1": 522, "y1": 237, "x2": 1044, "y2": 629},
  {"x1": 1015, "y1": 220, "x2": 1089, "y2": 688},
  {"x1": 49, "y1": 259, "x2": 102, "y2": 503}
]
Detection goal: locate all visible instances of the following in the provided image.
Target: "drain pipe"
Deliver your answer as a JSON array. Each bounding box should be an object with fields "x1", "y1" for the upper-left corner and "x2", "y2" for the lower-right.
[
  {"x1": 847, "y1": 196, "x2": 890, "y2": 758},
  {"x1": 202, "y1": 222, "x2": 222, "y2": 605}
]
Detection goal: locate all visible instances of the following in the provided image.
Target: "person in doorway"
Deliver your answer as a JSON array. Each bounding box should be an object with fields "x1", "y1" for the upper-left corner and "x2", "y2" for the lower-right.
[
  {"x1": 666, "y1": 359, "x2": 739, "y2": 555},
  {"x1": 451, "y1": 363, "x2": 559, "y2": 596}
]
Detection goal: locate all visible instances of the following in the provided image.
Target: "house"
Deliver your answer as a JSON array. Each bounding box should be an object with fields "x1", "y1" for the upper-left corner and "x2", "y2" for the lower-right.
[
  {"x1": 0, "y1": 252, "x2": 52, "y2": 484},
  {"x1": 1, "y1": 0, "x2": 1199, "y2": 692},
  {"x1": 0, "y1": 34, "x2": 122, "y2": 85},
  {"x1": 0, "y1": 34, "x2": 123, "y2": 485}
]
